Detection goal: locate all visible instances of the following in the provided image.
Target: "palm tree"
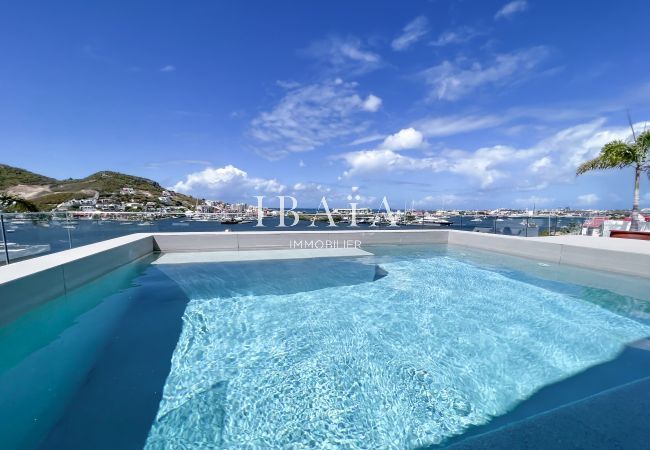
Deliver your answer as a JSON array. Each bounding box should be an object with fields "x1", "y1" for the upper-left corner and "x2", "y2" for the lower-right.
[{"x1": 577, "y1": 125, "x2": 650, "y2": 231}]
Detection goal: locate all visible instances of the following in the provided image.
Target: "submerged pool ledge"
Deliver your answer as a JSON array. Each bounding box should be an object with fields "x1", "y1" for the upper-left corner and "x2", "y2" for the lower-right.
[
  {"x1": 1, "y1": 230, "x2": 649, "y2": 325},
  {"x1": 152, "y1": 247, "x2": 374, "y2": 264}
]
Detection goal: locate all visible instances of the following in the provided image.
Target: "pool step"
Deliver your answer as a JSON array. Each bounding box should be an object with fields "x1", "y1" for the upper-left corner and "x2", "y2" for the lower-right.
[{"x1": 152, "y1": 248, "x2": 373, "y2": 264}]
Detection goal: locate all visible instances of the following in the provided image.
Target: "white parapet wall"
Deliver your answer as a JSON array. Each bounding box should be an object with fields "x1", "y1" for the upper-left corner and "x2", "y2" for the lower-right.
[
  {"x1": 447, "y1": 231, "x2": 650, "y2": 278},
  {"x1": 0, "y1": 233, "x2": 154, "y2": 325},
  {"x1": 1, "y1": 230, "x2": 649, "y2": 325},
  {"x1": 151, "y1": 229, "x2": 450, "y2": 251}
]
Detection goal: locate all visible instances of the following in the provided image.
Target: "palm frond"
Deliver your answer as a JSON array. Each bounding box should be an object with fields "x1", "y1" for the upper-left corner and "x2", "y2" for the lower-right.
[
  {"x1": 636, "y1": 129, "x2": 650, "y2": 151},
  {"x1": 576, "y1": 140, "x2": 637, "y2": 175}
]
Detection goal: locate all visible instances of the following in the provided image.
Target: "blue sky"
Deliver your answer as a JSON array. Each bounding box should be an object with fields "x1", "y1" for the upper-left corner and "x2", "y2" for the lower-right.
[{"x1": 2, "y1": 0, "x2": 650, "y2": 209}]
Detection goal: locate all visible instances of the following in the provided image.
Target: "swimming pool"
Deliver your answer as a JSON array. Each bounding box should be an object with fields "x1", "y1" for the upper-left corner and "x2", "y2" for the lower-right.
[{"x1": 1, "y1": 244, "x2": 649, "y2": 449}]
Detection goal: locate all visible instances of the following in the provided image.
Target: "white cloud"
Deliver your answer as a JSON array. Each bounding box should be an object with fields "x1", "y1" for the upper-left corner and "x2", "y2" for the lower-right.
[
  {"x1": 336, "y1": 118, "x2": 648, "y2": 191},
  {"x1": 515, "y1": 195, "x2": 555, "y2": 206},
  {"x1": 298, "y1": 159, "x2": 306, "y2": 168},
  {"x1": 430, "y1": 26, "x2": 483, "y2": 47},
  {"x1": 161, "y1": 65, "x2": 176, "y2": 72},
  {"x1": 416, "y1": 194, "x2": 465, "y2": 207},
  {"x1": 338, "y1": 143, "x2": 525, "y2": 187},
  {"x1": 391, "y1": 16, "x2": 429, "y2": 51},
  {"x1": 421, "y1": 47, "x2": 548, "y2": 101},
  {"x1": 304, "y1": 36, "x2": 382, "y2": 74},
  {"x1": 349, "y1": 134, "x2": 386, "y2": 146},
  {"x1": 495, "y1": 0, "x2": 528, "y2": 20},
  {"x1": 337, "y1": 122, "x2": 530, "y2": 186},
  {"x1": 339, "y1": 149, "x2": 445, "y2": 178},
  {"x1": 362, "y1": 94, "x2": 382, "y2": 112},
  {"x1": 413, "y1": 114, "x2": 504, "y2": 137},
  {"x1": 172, "y1": 165, "x2": 285, "y2": 196},
  {"x1": 250, "y1": 79, "x2": 382, "y2": 157},
  {"x1": 381, "y1": 128, "x2": 424, "y2": 150},
  {"x1": 446, "y1": 145, "x2": 527, "y2": 188},
  {"x1": 525, "y1": 118, "x2": 639, "y2": 183},
  {"x1": 292, "y1": 182, "x2": 328, "y2": 193},
  {"x1": 529, "y1": 156, "x2": 552, "y2": 173},
  {"x1": 577, "y1": 193, "x2": 600, "y2": 206},
  {"x1": 289, "y1": 182, "x2": 335, "y2": 203}
]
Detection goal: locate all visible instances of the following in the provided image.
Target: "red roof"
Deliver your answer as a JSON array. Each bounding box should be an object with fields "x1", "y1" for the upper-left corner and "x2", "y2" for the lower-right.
[
  {"x1": 582, "y1": 217, "x2": 607, "y2": 228},
  {"x1": 584, "y1": 215, "x2": 650, "y2": 226}
]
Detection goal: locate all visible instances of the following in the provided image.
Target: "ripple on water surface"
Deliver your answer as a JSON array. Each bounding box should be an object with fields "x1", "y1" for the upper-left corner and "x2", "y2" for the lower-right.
[{"x1": 146, "y1": 256, "x2": 650, "y2": 449}]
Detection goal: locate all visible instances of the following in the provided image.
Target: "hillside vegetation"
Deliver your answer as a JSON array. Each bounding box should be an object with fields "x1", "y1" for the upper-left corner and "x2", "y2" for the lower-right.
[
  {"x1": 0, "y1": 164, "x2": 56, "y2": 190},
  {"x1": 0, "y1": 164, "x2": 198, "y2": 211}
]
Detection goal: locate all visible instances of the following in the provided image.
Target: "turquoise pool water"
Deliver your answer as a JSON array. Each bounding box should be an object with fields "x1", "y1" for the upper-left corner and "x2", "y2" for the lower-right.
[{"x1": 1, "y1": 245, "x2": 649, "y2": 449}]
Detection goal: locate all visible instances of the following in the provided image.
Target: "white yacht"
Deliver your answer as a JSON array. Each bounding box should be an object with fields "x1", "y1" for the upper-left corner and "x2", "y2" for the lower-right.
[{"x1": 1, "y1": 242, "x2": 51, "y2": 260}]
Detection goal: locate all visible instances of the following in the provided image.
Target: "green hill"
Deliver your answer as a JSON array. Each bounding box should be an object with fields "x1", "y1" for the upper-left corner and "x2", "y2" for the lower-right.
[
  {"x1": 0, "y1": 164, "x2": 56, "y2": 190},
  {"x1": 0, "y1": 164, "x2": 199, "y2": 211},
  {"x1": 53, "y1": 171, "x2": 165, "y2": 195}
]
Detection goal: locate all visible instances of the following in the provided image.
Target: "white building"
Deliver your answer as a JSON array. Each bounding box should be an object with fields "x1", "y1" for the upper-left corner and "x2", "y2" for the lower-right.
[
  {"x1": 158, "y1": 196, "x2": 172, "y2": 205},
  {"x1": 332, "y1": 207, "x2": 372, "y2": 215}
]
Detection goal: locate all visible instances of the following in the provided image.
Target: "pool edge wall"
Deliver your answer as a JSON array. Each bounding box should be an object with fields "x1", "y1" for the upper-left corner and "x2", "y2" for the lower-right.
[
  {"x1": 447, "y1": 231, "x2": 650, "y2": 278},
  {"x1": 151, "y1": 229, "x2": 450, "y2": 251},
  {"x1": 2, "y1": 230, "x2": 649, "y2": 326},
  {"x1": 0, "y1": 233, "x2": 154, "y2": 325}
]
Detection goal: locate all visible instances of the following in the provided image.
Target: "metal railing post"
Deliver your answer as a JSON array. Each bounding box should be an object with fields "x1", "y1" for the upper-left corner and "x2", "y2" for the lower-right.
[
  {"x1": 525, "y1": 217, "x2": 529, "y2": 237},
  {"x1": 1, "y1": 214, "x2": 10, "y2": 265},
  {"x1": 66, "y1": 212, "x2": 72, "y2": 249}
]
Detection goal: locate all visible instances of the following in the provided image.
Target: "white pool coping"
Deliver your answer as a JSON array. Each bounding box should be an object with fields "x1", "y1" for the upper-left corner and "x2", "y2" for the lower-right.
[
  {"x1": 0, "y1": 233, "x2": 152, "y2": 285},
  {"x1": 152, "y1": 248, "x2": 373, "y2": 264},
  {"x1": 527, "y1": 234, "x2": 650, "y2": 252},
  {"x1": 0, "y1": 233, "x2": 153, "y2": 325}
]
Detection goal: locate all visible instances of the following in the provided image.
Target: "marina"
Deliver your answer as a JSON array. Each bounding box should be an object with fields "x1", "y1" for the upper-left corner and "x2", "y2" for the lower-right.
[{"x1": 0, "y1": 212, "x2": 588, "y2": 263}]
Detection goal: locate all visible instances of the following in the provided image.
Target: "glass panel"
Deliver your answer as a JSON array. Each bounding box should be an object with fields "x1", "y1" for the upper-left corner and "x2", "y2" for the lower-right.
[{"x1": 0, "y1": 212, "x2": 592, "y2": 262}]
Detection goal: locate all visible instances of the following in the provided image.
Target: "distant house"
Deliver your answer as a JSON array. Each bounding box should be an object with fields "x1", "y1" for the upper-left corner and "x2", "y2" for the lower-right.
[
  {"x1": 332, "y1": 207, "x2": 372, "y2": 215},
  {"x1": 99, "y1": 203, "x2": 121, "y2": 211},
  {"x1": 197, "y1": 204, "x2": 215, "y2": 213},
  {"x1": 158, "y1": 196, "x2": 173, "y2": 205},
  {"x1": 231, "y1": 203, "x2": 247, "y2": 213},
  {"x1": 120, "y1": 187, "x2": 135, "y2": 195},
  {"x1": 56, "y1": 198, "x2": 95, "y2": 211},
  {"x1": 125, "y1": 202, "x2": 142, "y2": 210}
]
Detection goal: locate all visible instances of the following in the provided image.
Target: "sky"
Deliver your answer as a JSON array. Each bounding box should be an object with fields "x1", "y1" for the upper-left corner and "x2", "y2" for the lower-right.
[{"x1": 1, "y1": 0, "x2": 650, "y2": 209}]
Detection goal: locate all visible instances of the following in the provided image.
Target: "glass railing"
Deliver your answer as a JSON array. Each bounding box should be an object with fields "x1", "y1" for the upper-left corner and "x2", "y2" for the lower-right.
[
  {"x1": 0, "y1": 212, "x2": 587, "y2": 265},
  {"x1": 450, "y1": 215, "x2": 584, "y2": 237},
  {"x1": 0, "y1": 212, "x2": 162, "y2": 265}
]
